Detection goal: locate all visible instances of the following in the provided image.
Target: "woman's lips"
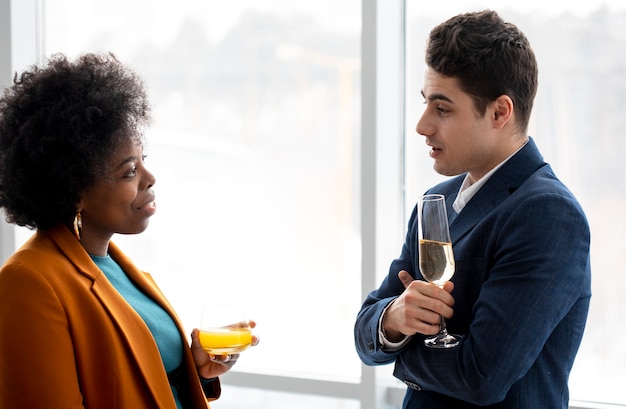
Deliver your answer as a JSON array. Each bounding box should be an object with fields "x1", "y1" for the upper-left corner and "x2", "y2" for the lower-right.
[{"x1": 138, "y1": 198, "x2": 157, "y2": 215}]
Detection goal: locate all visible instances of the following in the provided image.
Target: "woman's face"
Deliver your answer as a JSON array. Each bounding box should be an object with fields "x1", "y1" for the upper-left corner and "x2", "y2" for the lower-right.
[{"x1": 78, "y1": 139, "x2": 156, "y2": 254}]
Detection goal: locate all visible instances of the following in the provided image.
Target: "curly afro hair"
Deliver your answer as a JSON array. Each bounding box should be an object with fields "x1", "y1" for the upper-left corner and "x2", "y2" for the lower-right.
[{"x1": 0, "y1": 52, "x2": 151, "y2": 230}]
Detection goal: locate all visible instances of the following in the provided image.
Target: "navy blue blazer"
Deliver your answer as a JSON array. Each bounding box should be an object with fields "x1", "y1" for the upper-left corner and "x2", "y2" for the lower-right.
[{"x1": 354, "y1": 138, "x2": 591, "y2": 408}]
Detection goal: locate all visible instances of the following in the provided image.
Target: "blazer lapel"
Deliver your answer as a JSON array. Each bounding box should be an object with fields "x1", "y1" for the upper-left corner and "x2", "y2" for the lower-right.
[
  {"x1": 445, "y1": 138, "x2": 547, "y2": 244},
  {"x1": 46, "y1": 226, "x2": 178, "y2": 408},
  {"x1": 449, "y1": 181, "x2": 506, "y2": 244},
  {"x1": 91, "y1": 276, "x2": 175, "y2": 402}
]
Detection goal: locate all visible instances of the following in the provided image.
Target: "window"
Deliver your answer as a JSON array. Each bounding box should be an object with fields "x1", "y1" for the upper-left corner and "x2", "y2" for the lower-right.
[
  {"x1": 405, "y1": 1, "x2": 626, "y2": 407},
  {"x1": 40, "y1": 0, "x2": 363, "y2": 384},
  {"x1": 0, "y1": 0, "x2": 369, "y2": 407}
]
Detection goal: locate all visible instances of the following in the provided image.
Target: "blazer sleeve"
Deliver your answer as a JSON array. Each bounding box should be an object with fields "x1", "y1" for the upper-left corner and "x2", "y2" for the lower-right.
[
  {"x1": 0, "y1": 263, "x2": 86, "y2": 409},
  {"x1": 354, "y1": 206, "x2": 420, "y2": 365}
]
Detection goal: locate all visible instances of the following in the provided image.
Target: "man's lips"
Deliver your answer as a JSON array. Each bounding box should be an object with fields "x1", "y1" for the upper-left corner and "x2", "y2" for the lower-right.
[
  {"x1": 426, "y1": 139, "x2": 441, "y2": 151},
  {"x1": 428, "y1": 145, "x2": 443, "y2": 158}
]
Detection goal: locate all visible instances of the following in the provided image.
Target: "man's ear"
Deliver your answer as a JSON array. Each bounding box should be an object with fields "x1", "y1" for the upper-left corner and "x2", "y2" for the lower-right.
[{"x1": 492, "y1": 95, "x2": 513, "y2": 129}]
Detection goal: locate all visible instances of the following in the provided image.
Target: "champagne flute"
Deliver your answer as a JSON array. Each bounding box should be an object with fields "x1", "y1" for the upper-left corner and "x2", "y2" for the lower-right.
[
  {"x1": 418, "y1": 194, "x2": 461, "y2": 348},
  {"x1": 198, "y1": 303, "x2": 253, "y2": 356}
]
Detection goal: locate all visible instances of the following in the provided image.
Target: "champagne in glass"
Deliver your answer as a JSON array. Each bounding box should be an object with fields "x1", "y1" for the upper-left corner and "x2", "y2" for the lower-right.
[
  {"x1": 418, "y1": 194, "x2": 461, "y2": 348},
  {"x1": 419, "y1": 240, "x2": 454, "y2": 286}
]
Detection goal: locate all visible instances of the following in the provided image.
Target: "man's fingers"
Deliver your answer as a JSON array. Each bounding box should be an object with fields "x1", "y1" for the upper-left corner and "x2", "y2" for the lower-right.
[
  {"x1": 442, "y1": 280, "x2": 454, "y2": 293},
  {"x1": 398, "y1": 270, "x2": 415, "y2": 288}
]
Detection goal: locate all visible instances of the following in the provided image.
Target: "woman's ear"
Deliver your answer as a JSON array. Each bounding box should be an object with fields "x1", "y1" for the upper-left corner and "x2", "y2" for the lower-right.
[
  {"x1": 76, "y1": 198, "x2": 84, "y2": 213},
  {"x1": 492, "y1": 95, "x2": 513, "y2": 129}
]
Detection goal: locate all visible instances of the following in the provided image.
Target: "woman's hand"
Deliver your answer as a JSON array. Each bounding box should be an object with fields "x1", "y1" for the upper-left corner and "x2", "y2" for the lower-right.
[{"x1": 190, "y1": 321, "x2": 259, "y2": 379}]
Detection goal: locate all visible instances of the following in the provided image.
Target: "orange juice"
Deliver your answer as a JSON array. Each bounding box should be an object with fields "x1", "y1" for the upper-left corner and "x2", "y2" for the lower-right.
[{"x1": 199, "y1": 327, "x2": 253, "y2": 354}]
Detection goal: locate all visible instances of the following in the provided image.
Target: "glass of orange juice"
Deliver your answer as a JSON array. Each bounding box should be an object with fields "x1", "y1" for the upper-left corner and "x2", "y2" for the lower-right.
[{"x1": 199, "y1": 304, "x2": 252, "y2": 355}]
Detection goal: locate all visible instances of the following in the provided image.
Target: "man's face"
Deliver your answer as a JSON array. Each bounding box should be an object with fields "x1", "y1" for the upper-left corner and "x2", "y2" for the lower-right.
[{"x1": 416, "y1": 68, "x2": 501, "y2": 183}]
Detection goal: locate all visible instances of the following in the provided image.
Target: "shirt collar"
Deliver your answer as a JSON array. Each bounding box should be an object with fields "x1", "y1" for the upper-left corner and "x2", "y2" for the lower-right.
[{"x1": 452, "y1": 141, "x2": 528, "y2": 214}]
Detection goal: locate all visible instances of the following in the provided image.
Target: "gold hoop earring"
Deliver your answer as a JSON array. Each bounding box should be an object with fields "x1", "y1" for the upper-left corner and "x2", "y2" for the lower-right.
[{"x1": 73, "y1": 212, "x2": 82, "y2": 240}]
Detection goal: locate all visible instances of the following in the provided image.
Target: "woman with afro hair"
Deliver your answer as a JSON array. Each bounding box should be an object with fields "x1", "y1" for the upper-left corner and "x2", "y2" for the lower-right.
[{"x1": 0, "y1": 53, "x2": 253, "y2": 409}]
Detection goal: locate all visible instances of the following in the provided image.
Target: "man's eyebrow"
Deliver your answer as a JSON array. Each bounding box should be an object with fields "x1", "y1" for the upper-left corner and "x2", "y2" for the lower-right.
[{"x1": 421, "y1": 90, "x2": 454, "y2": 103}]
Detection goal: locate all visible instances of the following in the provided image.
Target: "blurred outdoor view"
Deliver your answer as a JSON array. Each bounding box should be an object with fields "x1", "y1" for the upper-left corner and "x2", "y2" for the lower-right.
[{"x1": 15, "y1": 0, "x2": 625, "y2": 407}]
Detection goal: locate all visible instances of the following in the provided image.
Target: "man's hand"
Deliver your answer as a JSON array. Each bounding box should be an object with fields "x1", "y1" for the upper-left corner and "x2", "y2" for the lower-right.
[{"x1": 381, "y1": 271, "x2": 455, "y2": 340}]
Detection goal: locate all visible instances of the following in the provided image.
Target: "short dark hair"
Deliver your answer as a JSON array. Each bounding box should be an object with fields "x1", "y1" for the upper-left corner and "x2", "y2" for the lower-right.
[
  {"x1": 0, "y1": 53, "x2": 150, "y2": 230},
  {"x1": 426, "y1": 10, "x2": 538, "y2": 133}
]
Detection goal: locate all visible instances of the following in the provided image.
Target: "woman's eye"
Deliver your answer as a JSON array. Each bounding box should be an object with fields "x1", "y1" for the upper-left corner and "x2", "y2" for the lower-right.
[{"x1": 126, "y1": 166, "x2": 137, "y2": 177}]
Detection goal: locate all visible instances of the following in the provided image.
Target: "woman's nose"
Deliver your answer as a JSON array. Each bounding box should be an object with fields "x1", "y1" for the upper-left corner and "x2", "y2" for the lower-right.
[{"x1": 144, "y1": 168, "x2": 156, "y2": 189}]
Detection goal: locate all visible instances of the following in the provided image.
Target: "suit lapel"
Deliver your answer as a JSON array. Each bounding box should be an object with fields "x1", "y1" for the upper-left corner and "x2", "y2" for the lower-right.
[
  {"x1": 449, "y1": 179, "x2": 506, "y2": 243},
  {"x1": 440, "y1": 138, "x2": 547, "y2": 244}
]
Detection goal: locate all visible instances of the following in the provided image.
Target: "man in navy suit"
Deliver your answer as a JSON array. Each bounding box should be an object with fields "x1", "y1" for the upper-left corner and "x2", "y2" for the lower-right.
[{"x1": 354, "y1": 10, "x2": 591, "y2": 408}]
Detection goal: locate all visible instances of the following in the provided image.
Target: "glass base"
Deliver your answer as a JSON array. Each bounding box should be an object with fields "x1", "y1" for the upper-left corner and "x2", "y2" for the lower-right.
[{"x1": 424, "y1": 332, "x2": 462, "y2": 349}]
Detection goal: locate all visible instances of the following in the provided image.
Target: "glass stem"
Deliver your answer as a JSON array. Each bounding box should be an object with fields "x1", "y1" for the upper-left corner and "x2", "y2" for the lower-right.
[{"x1": 439, "y1": 314, "x2": 448, "y2": 335}]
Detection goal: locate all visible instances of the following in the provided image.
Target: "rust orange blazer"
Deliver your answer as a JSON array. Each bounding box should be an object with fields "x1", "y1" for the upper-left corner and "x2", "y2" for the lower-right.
[{"x1": 0, "y1": 225, "x2": 220, "y2": 408}]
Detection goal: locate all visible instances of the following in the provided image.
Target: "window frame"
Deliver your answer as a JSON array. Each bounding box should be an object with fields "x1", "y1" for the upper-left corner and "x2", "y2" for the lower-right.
[{"x1": 0, "y1": 0, "x2": 40, "y2": 262}]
